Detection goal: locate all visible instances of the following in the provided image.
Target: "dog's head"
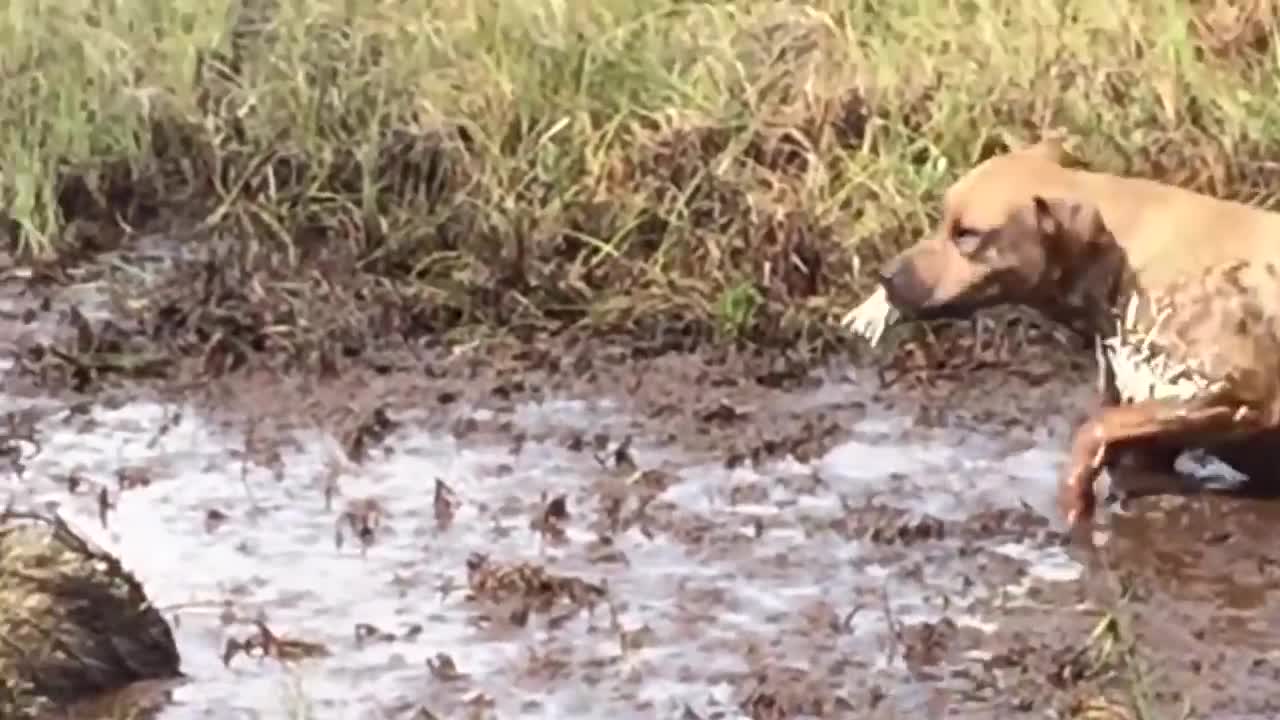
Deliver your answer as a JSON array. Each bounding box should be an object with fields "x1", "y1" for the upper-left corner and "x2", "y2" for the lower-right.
[{"x1": 878, "y1": 140, "x2": 1123, "y2": 322}]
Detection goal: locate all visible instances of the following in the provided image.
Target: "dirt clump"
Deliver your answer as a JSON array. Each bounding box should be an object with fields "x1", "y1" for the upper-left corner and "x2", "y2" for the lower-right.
[
  {"x1": 464, "y1": 553, "x2": 611, "y2": 631},
  {"x1": 0, "y1": 512, "x2": 182, "y2": 719},
  {"x1": 222, "y1": 620, "x2": 331, "y2": 668},
  {"x1": 735, "y1": 665, "x2": 858, "y2": 719}
]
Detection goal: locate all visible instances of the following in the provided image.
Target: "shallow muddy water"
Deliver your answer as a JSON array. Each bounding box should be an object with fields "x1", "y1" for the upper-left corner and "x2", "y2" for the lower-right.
[
  {"x1": 5, "y1": 274, "x2": 1280, "y2": 719},
  {"x1": 1, "y1": 370, "x2": 1098, "y2": 719}
]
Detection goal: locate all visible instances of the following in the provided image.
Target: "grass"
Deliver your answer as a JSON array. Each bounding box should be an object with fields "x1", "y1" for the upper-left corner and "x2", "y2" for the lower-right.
[
  {"x1": 3, "y1": 0, "x2": 1280, "y2": 354},
  {"x1": 1065, "y1": 567, "x2": 1205, "y2": 720}
]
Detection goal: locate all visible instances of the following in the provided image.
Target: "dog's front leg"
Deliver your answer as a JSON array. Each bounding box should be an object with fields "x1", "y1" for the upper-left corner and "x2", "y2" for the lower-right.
[
  {"x1": 1060, "y1": 395, "x2": 1270, "y2": 529},
  {"x1": 1103, "y1": 443, "x2": 1195, "y2": 501}
]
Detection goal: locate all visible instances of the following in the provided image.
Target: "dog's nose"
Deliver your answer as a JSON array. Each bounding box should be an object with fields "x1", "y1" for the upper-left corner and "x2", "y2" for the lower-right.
[
  {"x1": 877, "y1": 259, "x2": 900, "y2": 292},
  {"x1": 876, "y1": 257, "x2": 927, "y2": 310}
]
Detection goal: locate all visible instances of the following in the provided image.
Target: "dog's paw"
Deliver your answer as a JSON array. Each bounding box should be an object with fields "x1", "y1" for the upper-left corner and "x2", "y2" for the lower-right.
[{"x1": 1060, "y1": 441, "x2": 1103, "y2": 531}]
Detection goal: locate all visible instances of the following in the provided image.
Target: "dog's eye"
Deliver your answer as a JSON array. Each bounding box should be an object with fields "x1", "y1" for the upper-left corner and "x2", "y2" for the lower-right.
[{"x1": 953, "y1": 228, "x2": 983, "y2": 255}]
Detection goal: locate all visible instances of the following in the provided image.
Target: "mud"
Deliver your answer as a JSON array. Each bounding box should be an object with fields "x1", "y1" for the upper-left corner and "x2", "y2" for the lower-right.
[{"x1": 3, "y1": 251, "x2": 1280, "y2": 719}]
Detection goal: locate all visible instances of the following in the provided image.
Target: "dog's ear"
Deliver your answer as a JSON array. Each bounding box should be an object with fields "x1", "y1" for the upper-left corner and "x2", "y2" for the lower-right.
[
  {"x1": 1031, "y1": 195, "x2": 1061, "y2": 237},
  {"x1": 1015, "y1": 136, "x2": 1085, "y2": 169},
  {"x1": 1031, "y1": 195, "x2": 1110, "y2": 250},
  {"x1": 1031, "y1": 196, "x2": 1123, "y2": 303}
]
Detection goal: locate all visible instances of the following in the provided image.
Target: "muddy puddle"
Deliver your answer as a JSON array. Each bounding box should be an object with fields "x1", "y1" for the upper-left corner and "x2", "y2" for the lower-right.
[
  {"x1": 4, "y1": 270, "x2": 1280, "y2": 718},
  {"x1": 0, "y1": 368, "x2": 1085, "y2": 717}
]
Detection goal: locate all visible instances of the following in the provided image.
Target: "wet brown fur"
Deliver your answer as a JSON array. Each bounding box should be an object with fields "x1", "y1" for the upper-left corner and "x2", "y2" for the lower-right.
[{"x1": 876, "y1": 139, "x2": 1280, "y2": 535}]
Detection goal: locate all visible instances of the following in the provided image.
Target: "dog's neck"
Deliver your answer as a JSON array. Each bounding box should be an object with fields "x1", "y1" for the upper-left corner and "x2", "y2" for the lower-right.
[{"x1": 1039, "y1": 248, "x2": 1139, "y2": 342}]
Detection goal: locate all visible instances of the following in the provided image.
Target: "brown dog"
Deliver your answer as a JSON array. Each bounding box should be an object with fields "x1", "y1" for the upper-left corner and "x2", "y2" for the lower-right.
[{"x1": 843, "y1": 138, "x2": 1280, "y2": 533}]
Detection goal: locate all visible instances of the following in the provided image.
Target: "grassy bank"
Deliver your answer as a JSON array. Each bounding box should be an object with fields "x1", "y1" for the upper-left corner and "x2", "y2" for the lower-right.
[{"x1": 4, "y1": 0, "x2": 1280, "y2": 357}]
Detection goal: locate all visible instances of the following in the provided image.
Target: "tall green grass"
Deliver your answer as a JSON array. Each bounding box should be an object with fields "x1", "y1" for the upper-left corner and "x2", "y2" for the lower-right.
[{"x1": 3, "y1": 0, "x2": 1280, "y2": 345}]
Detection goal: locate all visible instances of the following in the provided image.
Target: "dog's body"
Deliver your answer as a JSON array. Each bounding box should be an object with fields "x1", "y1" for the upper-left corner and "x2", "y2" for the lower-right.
[{"x1": 843, "y1": 139, "x2": 1280, "y2": 534}]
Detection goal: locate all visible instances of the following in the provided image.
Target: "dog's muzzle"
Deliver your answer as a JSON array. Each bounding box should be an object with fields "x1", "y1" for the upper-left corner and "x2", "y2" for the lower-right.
[
  {"x1": 841, "y1": 257, "x2": 935, "y2": 346},
  {"x1": 877, "y1": 258, "x2": 936, "y2": 314}
]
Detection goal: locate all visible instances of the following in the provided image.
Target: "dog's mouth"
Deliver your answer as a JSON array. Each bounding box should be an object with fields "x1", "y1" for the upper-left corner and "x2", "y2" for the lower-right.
[{"x1": 842, "y1": 281, "x2": 1021, "y2": 346}]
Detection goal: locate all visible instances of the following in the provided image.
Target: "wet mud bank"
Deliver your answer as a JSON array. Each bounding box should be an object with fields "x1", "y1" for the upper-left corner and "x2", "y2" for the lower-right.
[{"x1": 2, "y1": 275, "x2": 1280, "y2": 719}]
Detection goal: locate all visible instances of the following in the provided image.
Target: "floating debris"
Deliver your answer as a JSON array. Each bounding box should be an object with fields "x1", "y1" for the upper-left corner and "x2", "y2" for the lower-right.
[
  {"x1": 464, "y1": 553, "x2": 609, "y2": 629},
  {"x1": 223, "y1": 620, "x2": 330, "y2": 667},
  {"x1": 433, "y1": 478, "x2": 458, "y2": 530},
  {"x1": 530, "y1": 492, "x2": 570, "y2": 545},
  {"x1": 345, "y1": 406, "x2": 400, "y2": 463},
  {"x1": 335, "y1": 497, "x2": 385, "y2": 553}
]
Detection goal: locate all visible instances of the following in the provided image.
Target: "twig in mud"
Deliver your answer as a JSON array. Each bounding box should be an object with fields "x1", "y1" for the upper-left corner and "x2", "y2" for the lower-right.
[
  {"x1": 96, "y1": 486, "x2": 113, "y2": 528},
  {"x1": 344, "y1": 405, "x2": 399, "y2": 464},
  {"x1": 616, "y1": 621, "x2": 652, "y2": 657},
  {"x1": 116, "y1": 466, "x2": 152, "y2": 491},
  {"x1": 322, "y1": 466, "x2": 341, "y2": 511},
  {"x1": 427, "y1": 653, "x2": 469, "y2": 684},
  {"x1": 880, "y1": 582, "x2": 903, "y2": 667},
  {"x1": 433, "y1": 478, "x2": 457, "y2": 530},
  {"x1": 0, "y1": 411, "x2": 43, "y2": 481},
  {"x1": 65, "y1": 471, "x2": 90, "y2": 495},
  {"x1": 530, "y1": 492, "x2": 570, "y2": 549},
  {"x1": 204, "y1": 508, "x2": 229, "y2": 533},
  {"x1": 435, "y1": 575, "x2": 460, "y2": 601},
  {"x1": 157, "y1": 600, "x2": 235, "y2": 615},
  {"x1": 222, "y1": 619, "x2": 330, "y2": 667},
  {"x1": 831, "y1": 606, "x2": 861, "y2": 635},
  {"x1": 353, "y1": 622, "x2": 396, "y2": 646},
  {"x1": 335, "y1": 497, "x2": 384, "y2": 555},
  {"x1": 237, "y1": 417, "x2": 261, "y2": 507},
  {"x1": 146, "y1": 403, "x2": 184, "y2": 450},
  {"x1": 593, "y1": 435, "x2": 636, "y2": 471}
]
